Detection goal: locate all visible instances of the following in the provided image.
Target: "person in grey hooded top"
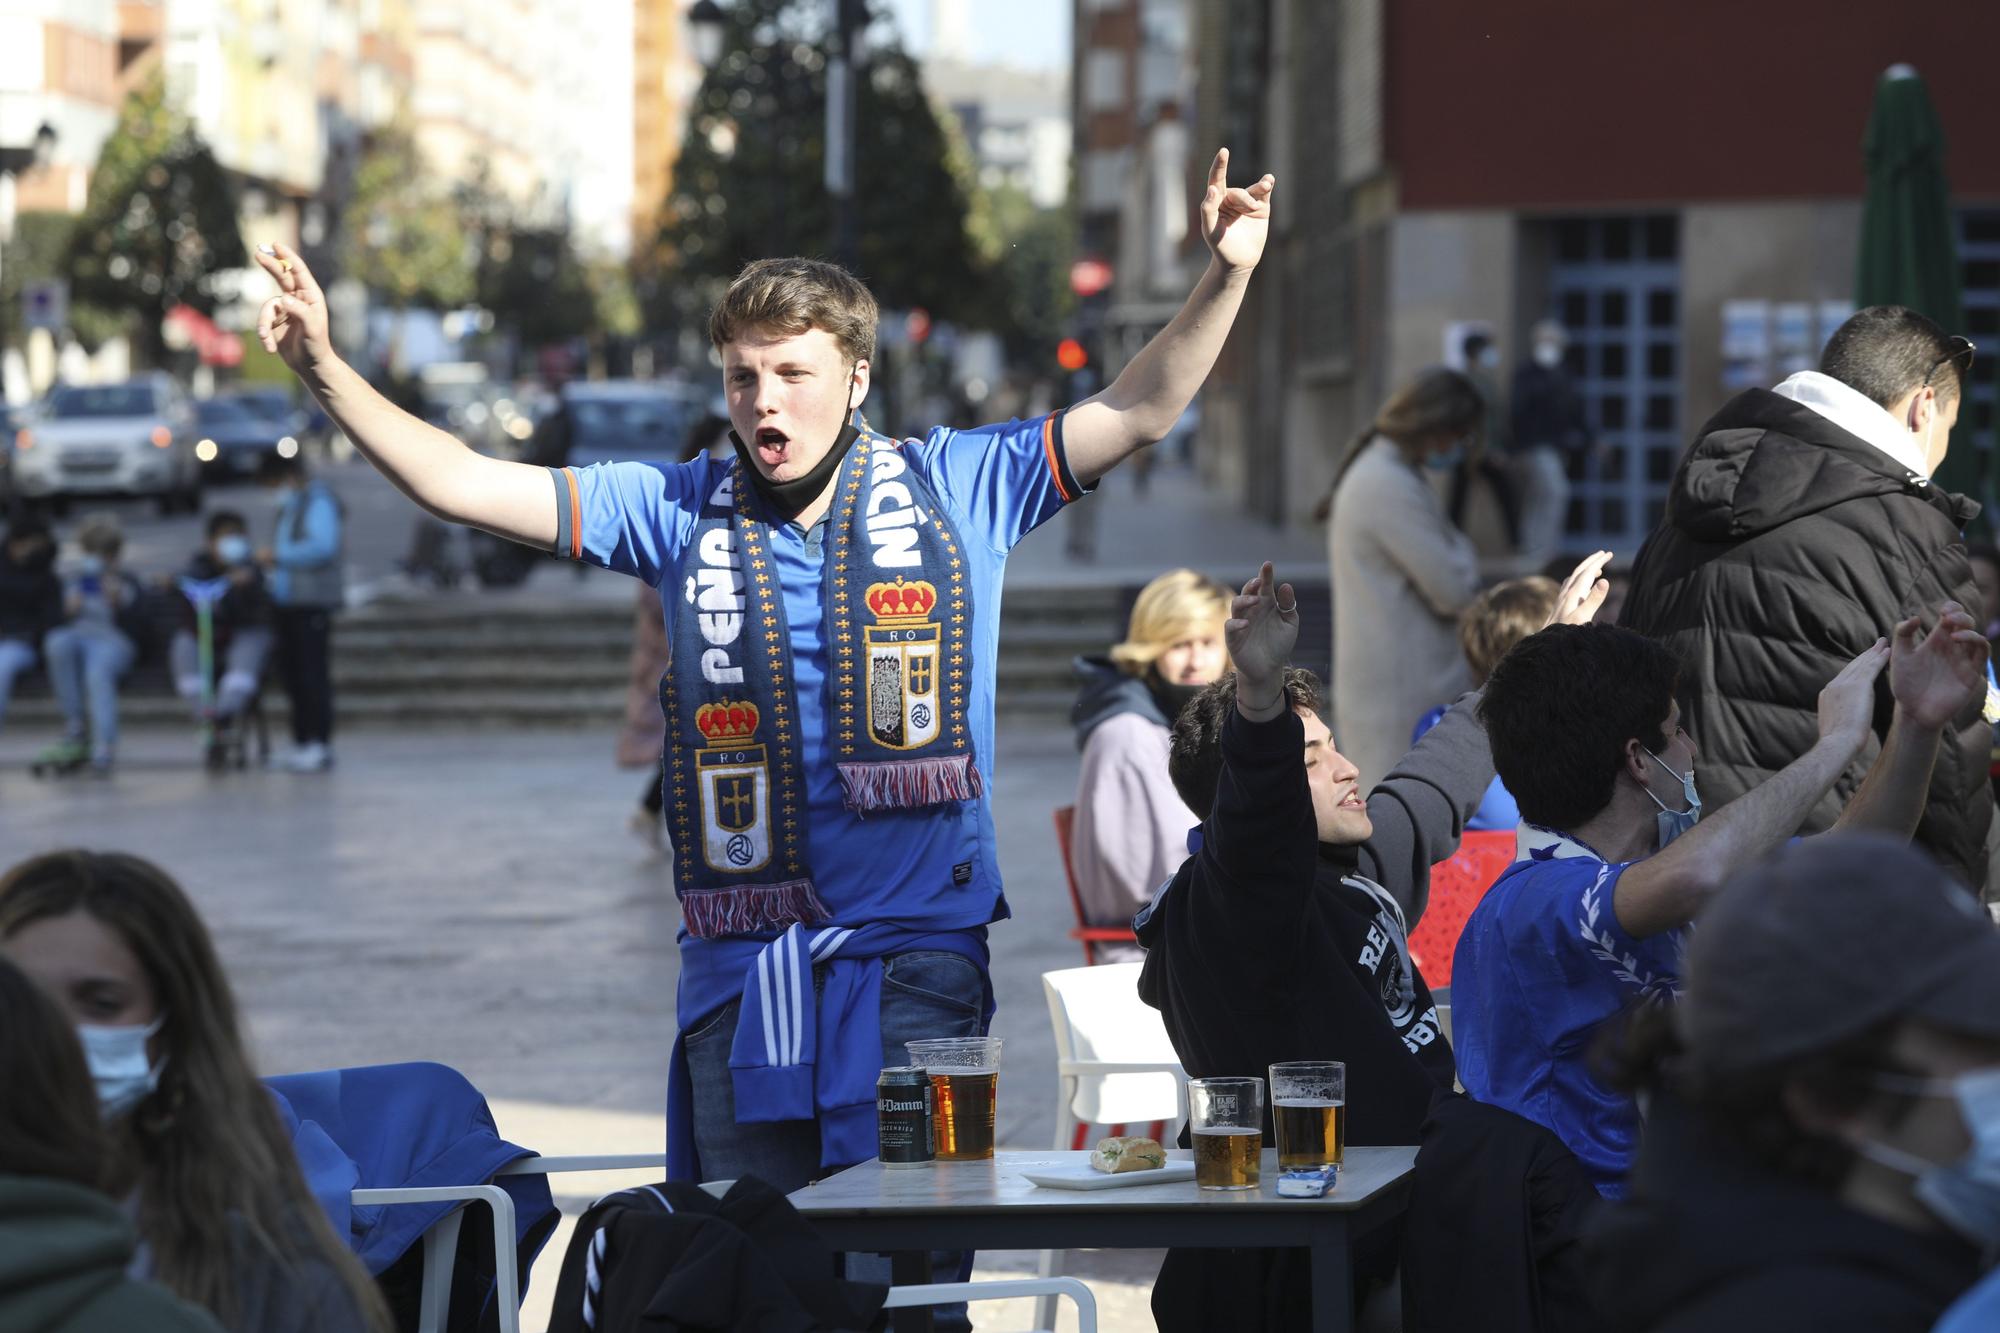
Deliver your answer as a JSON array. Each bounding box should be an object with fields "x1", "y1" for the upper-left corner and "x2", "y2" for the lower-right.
[{"x1": 1069, "y1": 570, "x2": 1230, "y2": 959}]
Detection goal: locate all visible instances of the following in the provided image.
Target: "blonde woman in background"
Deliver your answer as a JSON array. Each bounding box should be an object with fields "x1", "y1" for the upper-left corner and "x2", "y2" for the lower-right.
[
  {"x1": 1069, "y1": 570, "x2": 1231, "y2": 959},
  {"x1": 1321, "y1": 369, "x2": 1485, "y2": 794}
]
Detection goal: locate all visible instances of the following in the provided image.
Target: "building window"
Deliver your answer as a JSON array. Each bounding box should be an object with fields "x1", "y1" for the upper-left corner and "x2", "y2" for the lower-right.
[
  {"x1": 1084, "y1": 49, "x2": 1126, "y2": 112},
  {"x1": 1960, "y1": 209, "x2": 2000, "y2": 453},
  {"x1": 1543, "y1": 213, "x2": 1682, "y2": 553}
]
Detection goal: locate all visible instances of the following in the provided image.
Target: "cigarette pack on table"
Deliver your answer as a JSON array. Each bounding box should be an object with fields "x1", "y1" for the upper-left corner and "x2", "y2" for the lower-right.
[{"x1": 1276, "y1": 1164, "x2": 1338, "y2": 1198}]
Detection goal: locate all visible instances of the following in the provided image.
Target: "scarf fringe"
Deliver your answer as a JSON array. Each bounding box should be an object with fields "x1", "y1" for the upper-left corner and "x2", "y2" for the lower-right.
[
  {"x1": 681, "y1": 879, "x2": 831, "y2": 940},
  {"x1": 837, "y1": 753, "x2": 985, "y2": 814}
]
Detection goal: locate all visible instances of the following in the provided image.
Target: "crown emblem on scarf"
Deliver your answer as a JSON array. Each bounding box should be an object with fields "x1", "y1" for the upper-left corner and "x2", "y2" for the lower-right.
[
  {"x1": 865, "y1": 577, "x2": 938, "y2": 622},
  {"x1": 696, "y1": 699, "x2": 760, "y2": 744}
]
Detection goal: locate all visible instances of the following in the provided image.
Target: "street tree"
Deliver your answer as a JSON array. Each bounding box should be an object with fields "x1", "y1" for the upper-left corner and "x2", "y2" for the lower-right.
[
  {"x1": 64, "y1": 74, "x2": 246, "y2": 365},
  {"x1": 657, "y1": 0, "x2": 983, "y2": 324},
  {"x1": 342, "y1": 123, "x2": 474, "y2": 311}
]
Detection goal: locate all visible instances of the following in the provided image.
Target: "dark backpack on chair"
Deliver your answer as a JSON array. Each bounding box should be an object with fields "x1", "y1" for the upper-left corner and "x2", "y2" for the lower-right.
[{"x1": 546, "y1": 1176, "x2": 887, "y2": 1333}]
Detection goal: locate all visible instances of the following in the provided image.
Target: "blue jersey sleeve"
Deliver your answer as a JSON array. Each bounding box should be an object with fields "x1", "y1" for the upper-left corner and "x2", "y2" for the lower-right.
[
  {"x1": 1532, "y1": 859, "x2": 1684, "y2": 1033},
  {"x1": 550, "y1": 460, "x2": 708, "y2": 587},
  {"x1": 908, "y1": 410, "x2": 1087, "y2": 554}
]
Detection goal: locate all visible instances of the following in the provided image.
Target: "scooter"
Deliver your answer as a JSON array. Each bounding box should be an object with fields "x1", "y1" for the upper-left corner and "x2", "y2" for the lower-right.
[{"x1": 178, "y1": 574, "x2": 251, "y2": 771}]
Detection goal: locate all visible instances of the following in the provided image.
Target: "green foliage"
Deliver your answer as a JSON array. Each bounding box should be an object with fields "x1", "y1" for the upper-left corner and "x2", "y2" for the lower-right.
[
  {"x1": 658, "y1": 0, "x2": 983, "y2": 324},
  {"x1": 63, "y1": 75, "x2": 247, "y2": 362},
  {"x1": 342, "y1": 122, "x2": 474, "y2": 310},
  {"x1": 481, "y1": 224, "x2": 596, "y2": 346},
  {"x1": 970, "y1": 183, "x2": 1076, "y2": 361}
]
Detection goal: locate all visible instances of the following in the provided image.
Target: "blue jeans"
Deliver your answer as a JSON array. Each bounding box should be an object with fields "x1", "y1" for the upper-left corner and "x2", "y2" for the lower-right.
[
  {"x1": 43, "y1": 625, "x2": 134, "y2": 760},
  {"x1": 684, "y1": 949, "x2": 985, "y2": 1327},
  {"x1": 0, "y1": 637, "x2": 35, "y2": 730}
]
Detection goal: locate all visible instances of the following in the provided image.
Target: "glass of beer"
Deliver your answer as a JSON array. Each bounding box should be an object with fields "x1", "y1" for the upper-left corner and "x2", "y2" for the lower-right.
[
  {"x1": 1188, "y1": 1077, "x2": 1263, "y2": 1191},
  {"x1": 906, "y1": 1037, "x2": 1002, "y2": 1161},
  {"x1": 1269, "y1": 1061, "x2": 1345, "y2": 1169}
]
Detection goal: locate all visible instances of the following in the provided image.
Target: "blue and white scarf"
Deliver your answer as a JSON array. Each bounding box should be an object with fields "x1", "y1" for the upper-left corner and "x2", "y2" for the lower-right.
[{"x1": 662, "y1": 427, "x2": 981, "y2": 939}]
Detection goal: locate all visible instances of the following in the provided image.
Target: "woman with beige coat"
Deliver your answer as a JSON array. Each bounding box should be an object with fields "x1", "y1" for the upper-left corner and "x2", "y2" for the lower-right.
[{"x1": 1323, "y1": 369, "x2": 1485, "y2": 792}]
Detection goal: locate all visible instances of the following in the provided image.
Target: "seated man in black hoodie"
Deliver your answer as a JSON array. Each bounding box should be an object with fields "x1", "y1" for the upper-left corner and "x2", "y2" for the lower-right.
[{"x1": 1134, "y1": 554, "x2": 1610, "y2": 1330}]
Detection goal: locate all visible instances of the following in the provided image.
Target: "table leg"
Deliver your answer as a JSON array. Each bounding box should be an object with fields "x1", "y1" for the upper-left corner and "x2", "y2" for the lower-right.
[
  {"x1": 1309, "y1": 1215, "x2": 1354, "y2": 1333},
  {"x1": 889, "y1": 1250, "x2": 935, "y2": 1333}
]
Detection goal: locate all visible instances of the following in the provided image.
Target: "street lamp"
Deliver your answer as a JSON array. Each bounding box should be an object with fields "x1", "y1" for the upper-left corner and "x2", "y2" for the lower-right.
[
  {"x1": 687, "y1": 1, "x2": 727, "y2": 72},
  {"x1": 685, "y1": 0, "x2": 865, "y2": 271}
]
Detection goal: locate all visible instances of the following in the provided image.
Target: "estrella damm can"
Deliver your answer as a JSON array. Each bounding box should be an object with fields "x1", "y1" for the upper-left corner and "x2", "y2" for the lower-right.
[{"x1": 877, "y1": 1066, "x2": 934, "y2": 1167}]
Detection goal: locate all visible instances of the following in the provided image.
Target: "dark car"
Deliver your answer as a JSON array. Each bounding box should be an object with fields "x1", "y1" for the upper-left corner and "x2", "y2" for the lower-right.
[
  {"x1": 194, "y1": 396, "x2": 297, "y2": 480},
  {"x1": 557, "y1": 380, "x2": 709, "y2": 466}
]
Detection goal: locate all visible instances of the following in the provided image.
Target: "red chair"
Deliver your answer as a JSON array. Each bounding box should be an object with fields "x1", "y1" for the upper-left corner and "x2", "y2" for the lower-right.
[
  {"x1": 1054, "y1": 805, "x2": 1139, "y2": 965},
  {"x1": 1408, "y1": 828, "x2": 1517, "y2": 987}
]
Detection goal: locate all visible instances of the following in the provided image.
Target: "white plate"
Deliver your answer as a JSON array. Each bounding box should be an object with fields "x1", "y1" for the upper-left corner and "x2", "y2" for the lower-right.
[{"x1": 1019, "y1": 1159, "x2": 1196, "y2": 1191}]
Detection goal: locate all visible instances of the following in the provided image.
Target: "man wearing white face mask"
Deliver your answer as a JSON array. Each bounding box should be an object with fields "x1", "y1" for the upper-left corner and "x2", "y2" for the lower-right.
[
  {"x1": 1623, "y1": 306, "x2": 1994, "y2": 897},
  {"x1": 1591, "y1": 834, "x2": 2000, "y2": 1332},
  {"x1": 1452, "y1": 606, "x2": 1987, "y2": 1198}
]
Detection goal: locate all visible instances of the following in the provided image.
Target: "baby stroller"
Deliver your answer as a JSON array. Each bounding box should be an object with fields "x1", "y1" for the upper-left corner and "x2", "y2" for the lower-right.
[{"x1": 178, "y1": 574, "x2": 271, "y2": 770}]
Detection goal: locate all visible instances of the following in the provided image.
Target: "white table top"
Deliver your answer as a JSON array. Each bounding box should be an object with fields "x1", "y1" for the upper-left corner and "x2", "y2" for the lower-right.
[{"x1": 788, "y1": 1147, "x2": 1417, "y2": 1216}]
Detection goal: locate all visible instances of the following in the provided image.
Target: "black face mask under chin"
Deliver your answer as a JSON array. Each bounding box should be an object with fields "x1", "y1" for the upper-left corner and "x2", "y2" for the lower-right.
[
  {"x1": 1147, "y1": 674, "x2": 1206, "y2": 725},
  {"x1": 729, "y1": 421, "x2": 862, "y2": 521}
]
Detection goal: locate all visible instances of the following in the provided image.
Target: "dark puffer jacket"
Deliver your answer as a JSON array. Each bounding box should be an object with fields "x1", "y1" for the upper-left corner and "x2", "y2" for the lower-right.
[{"x1": 1621, "y1": 388, "x2": 1989, "y2": 889}]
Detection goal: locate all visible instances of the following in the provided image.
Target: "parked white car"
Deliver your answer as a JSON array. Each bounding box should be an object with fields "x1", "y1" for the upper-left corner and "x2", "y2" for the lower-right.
[{"x1": 11, "y1": 373, "x2": 202, "y2": 514}]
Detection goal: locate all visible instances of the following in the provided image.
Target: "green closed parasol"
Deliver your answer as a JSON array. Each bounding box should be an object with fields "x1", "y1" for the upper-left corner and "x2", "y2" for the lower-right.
[{"x1": 1855, "y1": 64, "x2": 1984, "y2": 524}]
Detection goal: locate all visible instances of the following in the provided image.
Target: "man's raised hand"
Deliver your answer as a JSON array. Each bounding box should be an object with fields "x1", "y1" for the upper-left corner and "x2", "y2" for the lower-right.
[
  {"x1": 1546, "y1": 549, "x2": 1614, "y2": 627},
  {"x1": 1200, "y1": 148, "x2": 1276, "y2": 275},
  {"x1": 1817, "y1": 637, "x2": 1892, "y2": 757},
  {"x1": 1891, "y1": 602, "x2": 1989, "y2": 732},
  {"x1": 253, "y1": 243, "x2": 334, "y2": 376},
  {"x1": 1227, "y1": 561, "x2": 1298, "y2": 722}
]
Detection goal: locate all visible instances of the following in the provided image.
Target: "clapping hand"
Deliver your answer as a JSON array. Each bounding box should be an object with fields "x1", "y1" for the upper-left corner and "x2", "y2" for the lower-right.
[
  {"x1": 1545, "y1": 550, "x2": 1614, "y2": 627},
  {"x1": 1817, "y1": 638, "x2": 1892, "y2": 757},
  {"x1": 1227, "y1": 562, "x2": 1298, "y2": 720},
  {"x1": 1891, "y1": 602, "x2": 1989, "y2": 731}
]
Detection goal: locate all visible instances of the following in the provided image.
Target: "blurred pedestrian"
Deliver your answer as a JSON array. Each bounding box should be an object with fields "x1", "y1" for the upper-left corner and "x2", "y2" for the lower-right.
[
  {"x1": 1069, "y1": 569, "x2": 1230, "y2": 959},
  {"x1": 1320, "y1": 367, "x2": 1483, "y2": 795},
  {"x1": 1620, "y1": 306, "x2": 1994, "y2": 894},
  {"x1": 169, "y1": 511, "x2": 273, "y2": 742},
  {"x1": 260, "y1": 451, "x2": 344, "y2": 772},
  {"x1": 0, "y1": 514, "x2": 61, "y2": 740},
  {"x1": 617, "y1": 583, "x2": 670, "y2": 854},
  {"x1": 1448, "y1": 329, "x2": 1522, "y2": 548},
  {"x1": 0, "y1": 953, "x2": 226, "y2": 1333},
  {"x1": 1592, "y1": 836, "x2": 2000, "y2": 1332},
  {"x1": 1510, "y1": 319, "x2": 1592, "y2": 566},
  {"x1": 37, "y1": 514, "x2": 145, "y2": 776},
  {"x1": 0, "y1": 850, "x2": 392, "y2": 1333},
  {"x1": 1967, "y1": 543, "x2": 2000, "y2": 640}
]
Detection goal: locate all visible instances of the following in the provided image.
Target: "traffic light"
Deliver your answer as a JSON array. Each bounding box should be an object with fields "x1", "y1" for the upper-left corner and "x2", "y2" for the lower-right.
[{"x1": 1057, "y1": 338, "x2": 1088, "y2": 372}]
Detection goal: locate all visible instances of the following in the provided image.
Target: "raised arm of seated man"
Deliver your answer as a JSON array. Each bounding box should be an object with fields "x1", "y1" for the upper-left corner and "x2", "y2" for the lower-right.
[
  {"x1": 1156, "y1": 564, "x2": 1323, "y2": 1010},
  {"x1": 1360, "y1": 550, "x2": 1615, "y2": 924},
  {"x1": 1610, "y1": 603, "x2": 1987, "y2": 938}
]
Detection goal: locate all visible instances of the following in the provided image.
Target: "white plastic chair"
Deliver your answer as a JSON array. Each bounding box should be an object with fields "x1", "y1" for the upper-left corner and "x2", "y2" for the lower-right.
[
  {"x1": 351, "y1": 1152, "x2": 667, "y2": 1333},
  {"x1": 1034, "y1": 962, "x2": 1186, "y2": 1327},
  {"x1": 356, "y1": 1156, "x2": 1101, "y2": 1333}
]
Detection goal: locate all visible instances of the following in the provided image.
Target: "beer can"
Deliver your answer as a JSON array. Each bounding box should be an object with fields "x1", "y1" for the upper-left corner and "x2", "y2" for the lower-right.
[{"x1": 877, "y1": 1066, "x2": 934, "y2": 1167}]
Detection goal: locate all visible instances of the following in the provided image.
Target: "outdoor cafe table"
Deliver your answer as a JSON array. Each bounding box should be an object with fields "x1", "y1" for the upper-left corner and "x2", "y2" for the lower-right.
[{"x1": 787, "y1": 1146, "x2": 1418, "y2": 1333}]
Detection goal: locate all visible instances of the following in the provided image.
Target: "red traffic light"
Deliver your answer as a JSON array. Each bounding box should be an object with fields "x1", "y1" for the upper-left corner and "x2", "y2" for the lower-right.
[{"x1": 1056, "y1": 338, "x2": 1088, "y2": 372}]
